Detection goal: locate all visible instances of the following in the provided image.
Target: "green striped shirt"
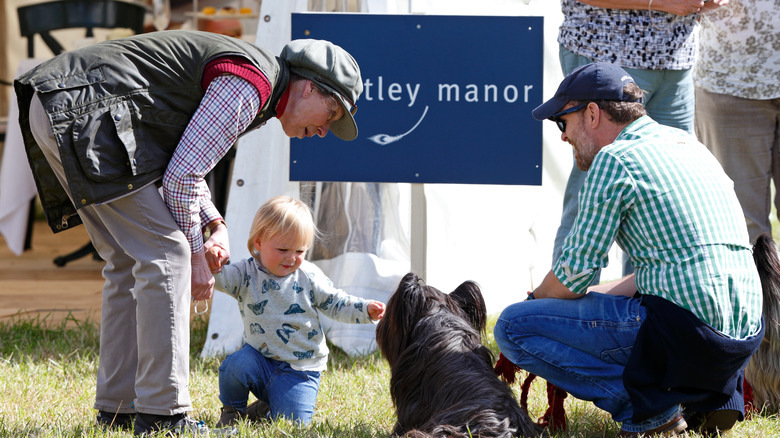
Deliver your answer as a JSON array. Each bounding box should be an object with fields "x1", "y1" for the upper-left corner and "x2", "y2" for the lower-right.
[{"x1": 554, "y1": 116, "x2": 762, "y2": 339}]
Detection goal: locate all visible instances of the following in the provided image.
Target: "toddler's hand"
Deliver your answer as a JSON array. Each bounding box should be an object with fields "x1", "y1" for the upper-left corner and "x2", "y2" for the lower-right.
[
  {"x1": 204, "y1": 222, "x2": 230, "y2": 273},
  {"x1": 205, "y1": 244, "x2": 228, "y2": 273},
  {"x1": 367, "y1": 300, "x2": 386, "y2": 321}
]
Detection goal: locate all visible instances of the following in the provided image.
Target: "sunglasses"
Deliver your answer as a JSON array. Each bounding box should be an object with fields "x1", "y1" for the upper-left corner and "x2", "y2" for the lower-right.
[{"x1": 550, "y1": 103, "x2": 588, "y2": 132}]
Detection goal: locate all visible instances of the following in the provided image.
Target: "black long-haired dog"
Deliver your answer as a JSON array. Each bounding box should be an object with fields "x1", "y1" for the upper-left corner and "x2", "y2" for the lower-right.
[
  {"x1": 746, "y1": 233, "x2": 780, "y2": 413},
  {"x1": 376, "y1": 272, "x2": 541, "y2": 438}
]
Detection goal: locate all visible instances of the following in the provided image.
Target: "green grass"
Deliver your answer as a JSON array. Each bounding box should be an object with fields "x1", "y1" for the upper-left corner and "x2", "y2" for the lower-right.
[{"x1": 0, "y1": 314, "x2": 778, "y2": 437}]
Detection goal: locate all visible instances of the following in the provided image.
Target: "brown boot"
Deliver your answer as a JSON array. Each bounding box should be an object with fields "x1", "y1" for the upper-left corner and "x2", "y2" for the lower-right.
[
  {"x1": 215, "y1": 406, "x2": 244, "y2": 428},
  {"x1": 617, "y1": 413, "x2": 687, "y2": 437},
  {"x1": 246, "y1": 400, "x2": 271, "y2": 422}
]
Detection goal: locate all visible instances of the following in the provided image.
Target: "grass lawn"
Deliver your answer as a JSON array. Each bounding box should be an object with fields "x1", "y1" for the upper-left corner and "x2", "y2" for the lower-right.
[{"x1": 2, "y1": 313, "x2": 779, "y2": 437}]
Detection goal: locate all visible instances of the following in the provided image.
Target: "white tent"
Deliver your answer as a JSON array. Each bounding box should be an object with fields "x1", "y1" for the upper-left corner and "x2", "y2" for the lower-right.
[{"x1": 200, "y1": 0, "x2": 624, "y2": 358}]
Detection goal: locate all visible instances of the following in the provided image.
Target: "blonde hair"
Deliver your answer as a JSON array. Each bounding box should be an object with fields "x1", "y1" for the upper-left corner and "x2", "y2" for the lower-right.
[{"x1": 247, "y1": 195, "x2": 317, "y2": 257}]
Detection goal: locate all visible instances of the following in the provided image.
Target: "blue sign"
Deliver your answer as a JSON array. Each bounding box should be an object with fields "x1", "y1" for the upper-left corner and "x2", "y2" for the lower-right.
[{"x1": 290, "y1": 13, "x2": 544, "y2": 186}]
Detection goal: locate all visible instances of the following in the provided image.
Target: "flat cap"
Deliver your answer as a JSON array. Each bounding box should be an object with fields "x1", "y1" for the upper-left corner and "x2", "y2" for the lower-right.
[{"x1": 282, "y1": 39, "x2": 363, "y2": 141}]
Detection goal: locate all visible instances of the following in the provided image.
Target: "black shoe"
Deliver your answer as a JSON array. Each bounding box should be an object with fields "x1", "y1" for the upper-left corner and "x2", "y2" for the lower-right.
[
  {"x1": 685, "y1": 409, "x2": 740, "y2": 436},
  {"x1": 133, "y1": 412, "x2": 209, "y2": 436},
  {"x1": 96, "y1": 410, "x2": 135, "y2": 430}
]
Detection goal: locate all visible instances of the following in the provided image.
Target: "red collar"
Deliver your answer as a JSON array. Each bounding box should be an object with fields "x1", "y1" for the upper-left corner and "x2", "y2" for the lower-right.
[{"x1": 275, "y1": 86, "x2": 291, "y2": 117}]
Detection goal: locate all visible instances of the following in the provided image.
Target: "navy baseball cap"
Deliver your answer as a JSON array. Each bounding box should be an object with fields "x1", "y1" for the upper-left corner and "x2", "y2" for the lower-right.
[{"x1": 532, "y1": 62, "x2": 643, "y2": 121}]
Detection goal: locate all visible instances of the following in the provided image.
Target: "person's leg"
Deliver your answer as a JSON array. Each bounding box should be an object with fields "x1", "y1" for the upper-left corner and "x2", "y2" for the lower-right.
[
  {"x1": 266, "y1": 362, "x2": 321, "y2": 425},
  {"x1": 91, "y1": 229, "x2": 139, "y2": 414},
  {"x1": 30, "y1": 95, "x2": 194, "y2": 426},
  {"x1": 29, "y1": 95, "x2": 138, "y2": 415},
  {"x1": 695, "y1": 88, "x2": 779, "y2": 242},
  {"x1": 494, "y1": 293, "x2": 645, "y2": 422},
  {"x1": 88, "y1": 187, "x2": 192, "y2": 416},
  {"x1": 219, "y1": 344, "x2": 271, "y2": 412},
  {"x1": 628, "y1": 68, "x2": 695, "y2": 135},
  {"x1": 773, "y1": 98, "x2": 780, "y2": 239}
]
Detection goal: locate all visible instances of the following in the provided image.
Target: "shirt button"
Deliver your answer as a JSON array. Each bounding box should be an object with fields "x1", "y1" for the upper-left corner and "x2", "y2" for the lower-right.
[
  {"x1": 127, "y1": 184, "x2": 133, "y2": 189},
  {"x1": 114, "y1": 114, "x2": 122, "y2": 121},
  {"x1": 58, "y1": 83, "x2": 66, "y2": 88},
  {"x1": 81, "y1": 199, "x2": 87, "y2": 204}
]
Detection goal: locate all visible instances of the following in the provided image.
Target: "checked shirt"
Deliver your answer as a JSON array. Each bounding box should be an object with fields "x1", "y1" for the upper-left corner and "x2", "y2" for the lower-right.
[
  {"x1": 554, "y1": 116, "x2": 762, "y2": 339},
  {"x1": 162, "y1": 74, "x2": 262, "y2": 253}
]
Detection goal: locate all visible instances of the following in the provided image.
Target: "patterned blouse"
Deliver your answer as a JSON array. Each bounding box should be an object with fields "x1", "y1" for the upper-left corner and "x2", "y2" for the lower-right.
[
  {"x1": 555, "y1": 116, "x2": 762, "y2": 339},
  {"x1": 558, "y1": 0, "x2": 699, "y2": 70},
  {"x1": 694, "y1": 0, "x2": 780, "y2": 100}
]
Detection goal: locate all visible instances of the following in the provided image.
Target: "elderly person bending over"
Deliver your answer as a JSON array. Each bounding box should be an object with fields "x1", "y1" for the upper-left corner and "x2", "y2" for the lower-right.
[{"x1": 15, "y1": 31, "x2": 362, "y2": 436}]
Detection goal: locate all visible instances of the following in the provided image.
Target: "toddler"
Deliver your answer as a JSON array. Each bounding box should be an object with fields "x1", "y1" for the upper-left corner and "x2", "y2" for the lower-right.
[{"x1": 206, "y1": 195, "x2": 385, "y2": 427}]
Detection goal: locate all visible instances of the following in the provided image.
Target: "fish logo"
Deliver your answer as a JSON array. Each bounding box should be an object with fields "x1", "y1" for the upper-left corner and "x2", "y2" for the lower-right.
[{"x1": 367, "y1": 106, "x2": 429, "y2": 145}]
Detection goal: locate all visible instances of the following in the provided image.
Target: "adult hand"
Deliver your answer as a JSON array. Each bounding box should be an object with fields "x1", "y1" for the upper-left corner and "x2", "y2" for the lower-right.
[
  {"x1": 578, "y1": 0, "x2": 716, "y2": 16},
  {"x1": 204, "y1": 222, "x2": 230, "y2": 273},
  {"x1": 701, "y1": 0, "x2": 728, "y2": 12},
  {"x1": 659, "y1": 0, "x2": 710, "y2": 16},
  {"x1": 191, "y1": 249, "x2": 215, "y2": 300}
]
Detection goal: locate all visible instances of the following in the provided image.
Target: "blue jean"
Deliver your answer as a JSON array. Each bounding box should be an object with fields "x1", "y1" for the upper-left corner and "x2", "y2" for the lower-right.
[
  {"x1": 494, "y1": 293, "x2": 646, "y2": 422},
  {"x1": 552, "y1": 47, "x2": 696, "y2": 279},
  {"x1": 218, "y1": 344, "x2": 321, "y2": 424}
]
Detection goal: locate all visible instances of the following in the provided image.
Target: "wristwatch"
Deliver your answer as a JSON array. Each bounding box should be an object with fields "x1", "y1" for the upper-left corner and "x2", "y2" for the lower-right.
[{"x1": 206, "y1": 219, "x2": 226, "y2": 233}]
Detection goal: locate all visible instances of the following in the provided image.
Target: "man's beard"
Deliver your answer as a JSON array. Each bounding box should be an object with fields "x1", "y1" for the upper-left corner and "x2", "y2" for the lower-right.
[{"x1": 574, "y1": 135, "x2": 598, "y2": 171}]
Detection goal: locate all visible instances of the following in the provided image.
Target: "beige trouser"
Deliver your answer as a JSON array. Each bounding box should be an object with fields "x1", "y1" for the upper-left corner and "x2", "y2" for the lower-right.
[
  {"x1": 29, "y1": 94, "x2": 192, "y2": 416},
  {"x1": 695, "y1": 87, "x2": 780, "y2": 243}
]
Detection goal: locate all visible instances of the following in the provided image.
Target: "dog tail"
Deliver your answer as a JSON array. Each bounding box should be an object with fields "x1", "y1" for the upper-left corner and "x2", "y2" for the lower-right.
[
  {"x1": 746, "y1": 233, "x2": 780, "y2": 413},
  {"x1": 752, "y1": 233, "x2": 780, "y2": 350}
]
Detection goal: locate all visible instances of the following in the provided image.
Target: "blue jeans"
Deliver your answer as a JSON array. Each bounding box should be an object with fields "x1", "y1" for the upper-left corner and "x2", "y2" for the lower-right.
[
  {"x1": 552, "y1": 47, "x2": 696, "y2": 279},
  {"x1": 218, "y1": 344, "x2": 321, "y2": 424},
  {"x1": 494, "y1": 293, "x2": 646, "y2": 423}
]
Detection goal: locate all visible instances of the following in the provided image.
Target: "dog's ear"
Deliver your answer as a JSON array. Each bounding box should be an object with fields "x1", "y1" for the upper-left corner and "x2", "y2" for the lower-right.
[
  {"x1": 449, "y1": 280, "x2": 487, "y2": 334},
  {"x1": 376, "y1": 272, "x2": 427, "y2": 366}
]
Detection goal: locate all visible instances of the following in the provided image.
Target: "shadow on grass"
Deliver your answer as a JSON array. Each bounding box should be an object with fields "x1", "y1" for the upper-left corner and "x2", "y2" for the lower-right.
[{"x1": 0, "y1": 312, "x2": 213, "y2": 365}]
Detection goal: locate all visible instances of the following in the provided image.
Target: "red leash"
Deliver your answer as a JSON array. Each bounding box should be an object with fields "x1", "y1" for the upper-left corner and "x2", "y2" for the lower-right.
[
  {"x1": 495, "y1": 353, "x2": 568, "y2": 431},
  {"x1": 744, "y1": 378, "x2": 756, "y2": 418}
]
